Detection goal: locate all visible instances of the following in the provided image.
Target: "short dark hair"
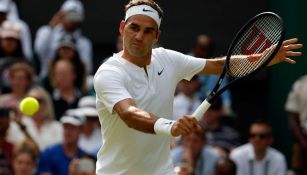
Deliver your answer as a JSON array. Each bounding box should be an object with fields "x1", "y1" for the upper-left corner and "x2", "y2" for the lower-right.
[
  {"x1": 215, "y1": 157, "x2": 237, "y2": 175},
  {"x1": 250, "y1": 119, "x2": 272, "y2": 135},
  {"x1": 125, "y1": 0, "x2": 164, "y2": 18}
]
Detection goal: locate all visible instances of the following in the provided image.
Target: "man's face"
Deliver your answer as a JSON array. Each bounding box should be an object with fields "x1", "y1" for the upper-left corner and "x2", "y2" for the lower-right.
[
  {"x1": 62, "y1": 20, "x2": 80, "y2": 32},
  {"x1": 120, "y1": 15, "x2": 159, "y2": 59},
  {"x1": 63, "y1": 123, "x2": 81, "y2": 144},
  {"x1": 249, "y1": 124, "x2": 273, "y2": 151}
]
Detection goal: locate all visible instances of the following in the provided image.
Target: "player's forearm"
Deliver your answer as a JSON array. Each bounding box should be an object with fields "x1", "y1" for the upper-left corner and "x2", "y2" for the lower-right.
[
  {"x1": 199, "y1": 56, "x2": 225, "y2": 75},
  {"x1": 121, "y1": 106, "x2": 157, "y2": 134},
  {"x1": 114, "y1": 99, "x2": 157, "y2": 134}
]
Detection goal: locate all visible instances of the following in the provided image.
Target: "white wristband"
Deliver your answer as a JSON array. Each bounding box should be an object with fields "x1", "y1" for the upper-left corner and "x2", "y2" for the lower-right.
[{"x1": 154, "y1": 118, "x2": 175, "y2": 136}]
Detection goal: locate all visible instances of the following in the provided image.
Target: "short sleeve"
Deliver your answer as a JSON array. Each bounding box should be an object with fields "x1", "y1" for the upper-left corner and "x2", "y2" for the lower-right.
[
  {"x1": 157, "y1": 48, "x2": 206, "y2": 81},
  {"x1": 94, "y1": 67, "x2": 132, "y2": 113},
  {"x1": 285, "y1": 80, "x2": 301, "y2": 113}
]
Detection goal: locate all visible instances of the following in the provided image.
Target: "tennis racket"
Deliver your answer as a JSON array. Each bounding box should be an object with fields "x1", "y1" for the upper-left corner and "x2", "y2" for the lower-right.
[{"x1": 193, "y1": 12, "x2": 285, "y2": 121}]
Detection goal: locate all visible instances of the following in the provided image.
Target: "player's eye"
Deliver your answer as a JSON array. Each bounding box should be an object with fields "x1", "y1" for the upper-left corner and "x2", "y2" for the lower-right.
[
  {"x1": 144, "y1": 28, "x2": 154, "y2": 34},
  {"x1": 129, "y1": 24, "x2": 139, "y2": 32}
]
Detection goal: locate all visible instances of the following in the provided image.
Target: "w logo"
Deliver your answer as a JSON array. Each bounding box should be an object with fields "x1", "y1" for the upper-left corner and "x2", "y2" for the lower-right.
[{"x1": 241, "y1": 26, "x2": 272, "y2": 54}]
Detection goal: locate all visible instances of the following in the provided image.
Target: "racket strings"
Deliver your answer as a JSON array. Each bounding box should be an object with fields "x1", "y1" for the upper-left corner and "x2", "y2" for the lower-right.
[
  {"x1": 232, "y1": 16, "x2": 282, "y2": 72},
  {"x1": 228, "y1": 15, "x2": 282, "y2": 77}
]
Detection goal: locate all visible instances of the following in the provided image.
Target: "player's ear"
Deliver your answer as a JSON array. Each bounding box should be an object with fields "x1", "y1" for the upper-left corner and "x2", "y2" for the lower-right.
[
  {"x1": 154, "y1": 30, "x2": 161, "y2": 44},
  {"x1": 119, "y1": 20, "x2": 125, "y2": 35}
]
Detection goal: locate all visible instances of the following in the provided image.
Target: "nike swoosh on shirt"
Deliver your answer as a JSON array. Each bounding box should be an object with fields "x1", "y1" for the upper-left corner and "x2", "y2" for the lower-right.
[{"x1": 158, "y1": 68, "x2": 164, "y2": 76}]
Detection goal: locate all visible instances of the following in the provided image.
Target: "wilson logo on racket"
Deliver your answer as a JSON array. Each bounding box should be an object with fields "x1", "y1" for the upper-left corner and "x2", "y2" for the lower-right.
[{"x1": 241, "y1": 26, "x2": 272, "y2": 55}]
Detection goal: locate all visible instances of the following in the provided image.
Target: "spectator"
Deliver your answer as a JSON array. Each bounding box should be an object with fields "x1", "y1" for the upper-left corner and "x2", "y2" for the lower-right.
[
  {"x1": 68, "y1": 157, "x2": 96, "y2": 175},
  {"x1": 77, "y1": 96, "x2": 102, "y2": 157},
  {"x1": 215, "y1": 157, "x2": 237, "y2": 175},
  {"x1": 0, "y1": 0, "x2": 33, "y2": 60},
  {"x1": 0, "y1": 20, "x2": 24, "y2": 58},
  {"x1": 285, "y1": 75, "x2": 307, "y2": 175},
  {"x1": 27, "y1": 86, "x2": 63, "y2": 150},
  {"x1": 172, "y1": 127, "x2": 220, "y2": 175},
  {"x1": 190, "y1": 34, "x2": 215, "y2": 58},
  {"x1": 202, "y1": 97, "x2": 240, "y2": 157},
  {"x1": 0, "y1": 107, "x2": 13, "y2": 175},
  {"x1": 190, "y1": 34, "x2": 232, "y2": 113},
  {"x1": 8, "y1": 86, "x2": 63, "y2": 151},
  {"x1": 173, "y1": 75, "x2": 201, "y2": 121},
  {"x1": 41, "y1": 34, "x2": 87, "y2": 94},
  {"x1": 174, "y1": 162, "x2": 194, "y2": 175},
  {"x1": 230, "y1": 121, "x2": 286, "y2": 175},
  {"x1": 0, "y1": 62, "x2": 35, "y2": 108},
  {"x1": 48, "y1": 59, "x2": 84, "y2": 120},
  {"x1": 0, "y1": 20, "x2": 29, "y2": 93},
  {"x1": 1, "y1": 0, "x2": 19, "y2": 20},
  {"x1": 34, "y1": 0, "x2": 93, "y2": 77},
  {"x1": 12, "y1": 139, "x2": 40, "y2": 175},
  {"x1": 37, "y1": 113, "x2": 87, "y2": 175}
]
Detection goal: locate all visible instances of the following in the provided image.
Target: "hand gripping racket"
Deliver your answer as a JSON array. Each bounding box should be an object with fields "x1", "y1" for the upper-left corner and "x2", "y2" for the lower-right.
[{"x1": 193, "y1": 12, "x2": 285, "y2": 121}]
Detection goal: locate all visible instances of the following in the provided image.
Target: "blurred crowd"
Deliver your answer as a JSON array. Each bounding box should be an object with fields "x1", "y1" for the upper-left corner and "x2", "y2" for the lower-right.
[{"x1": 0, "y1": 0, "x2": 306, "y2": 175}]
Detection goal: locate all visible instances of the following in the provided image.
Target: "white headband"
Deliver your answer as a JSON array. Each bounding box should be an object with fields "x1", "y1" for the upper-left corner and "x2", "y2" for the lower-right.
[{"x1": 125, "y1": 5, "x2": 161, "y2": 28}]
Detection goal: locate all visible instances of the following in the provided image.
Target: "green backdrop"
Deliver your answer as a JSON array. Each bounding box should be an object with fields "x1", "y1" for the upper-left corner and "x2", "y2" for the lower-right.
[{"x1": 268, "y1": 0, "x2": 307, "y2": 166}]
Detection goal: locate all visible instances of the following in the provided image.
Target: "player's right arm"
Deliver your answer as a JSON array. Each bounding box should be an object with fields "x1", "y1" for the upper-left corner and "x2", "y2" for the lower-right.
[
  {"x1": 113, "y1": 98, "x2": 199, "y2": 136},
  {"x1": 94, "y1": 65, "x2": 199, "y2": 137}
]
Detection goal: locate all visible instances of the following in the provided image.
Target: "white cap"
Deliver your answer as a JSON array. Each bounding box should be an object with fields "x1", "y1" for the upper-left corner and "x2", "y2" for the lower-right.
[
  {"x1": 77, "y1": 96, "x2": 98, "y2": 117},
  {"x1": 57, "y1": 34, "x2": 76, "y2": 49},
  {"x1": 62, "y1": 109, "x2": 85, "y2": 126},
  {"x1": 78, "y1": 96, "x2": 96, "y2": 108},
  {"x1": 0, "y1": 20, "x2": 21, "y2": 39},
  {"x1": 60, "y1": 114, "x2": 85, "y2": 126},
  {"x1": 0, "y1": 0, "x2": 10, "y2": 12},
  {"x1": 61, "y1": 0, "x2": 84, "y2": 22},
  {"x1": 77, "y1": 107, "x2": 98, "y2": 117}
]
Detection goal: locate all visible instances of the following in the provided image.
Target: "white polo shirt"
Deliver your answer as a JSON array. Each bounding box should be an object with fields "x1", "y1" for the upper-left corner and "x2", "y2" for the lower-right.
[
  {"x1": 285, "y1": 75, "x2": 307, "y2": 133},
  {"x1": 230, "y1": 143, "x2": 287, "y2": 175},
  {"x1": 93, "y1": 47, "x2": 206, "y2": 175}
]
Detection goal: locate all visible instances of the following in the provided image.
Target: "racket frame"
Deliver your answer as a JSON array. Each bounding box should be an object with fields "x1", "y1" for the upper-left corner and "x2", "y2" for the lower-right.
[{"x1": 193, "y1": 12, "x2": 285, "y2": 120}]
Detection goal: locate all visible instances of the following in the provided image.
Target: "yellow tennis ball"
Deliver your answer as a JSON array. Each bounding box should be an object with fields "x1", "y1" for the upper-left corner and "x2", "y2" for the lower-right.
[{"x1": 19, "y1": 97, "x2": 40, "y2": 116}]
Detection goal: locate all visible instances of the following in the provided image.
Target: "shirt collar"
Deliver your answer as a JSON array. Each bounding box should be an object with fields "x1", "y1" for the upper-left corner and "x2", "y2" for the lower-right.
[
  {"x1": 53, "y1": 88, "x2": 82, "y2": 101},
  {"x1": 247, "y1": 143, "x2": 270, "y2": 162}
]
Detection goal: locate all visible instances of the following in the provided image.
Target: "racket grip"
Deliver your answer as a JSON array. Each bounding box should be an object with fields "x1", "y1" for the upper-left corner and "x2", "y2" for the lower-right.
[{"x1": 192, "y1": 99, "x2": 211, "y2": 121}]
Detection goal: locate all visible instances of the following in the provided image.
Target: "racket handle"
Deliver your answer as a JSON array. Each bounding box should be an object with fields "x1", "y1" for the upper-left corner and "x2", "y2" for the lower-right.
[{"x1": 192, "y1": 99, "x2": 211, "y2": 121}]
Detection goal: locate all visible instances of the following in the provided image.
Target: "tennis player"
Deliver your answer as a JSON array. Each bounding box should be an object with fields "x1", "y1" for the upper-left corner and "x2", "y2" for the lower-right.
[{"x1": 93, "y1": 0, "x2": 302, "y2": 174}]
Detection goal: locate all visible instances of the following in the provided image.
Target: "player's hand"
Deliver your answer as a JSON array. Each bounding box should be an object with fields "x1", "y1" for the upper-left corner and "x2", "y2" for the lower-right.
[
  {"x1": 269, "y1": 38, "x2": 303, "y2": 66},
  {"x1": 171, "y1": 115, "x2": 200, "y2": 137}
]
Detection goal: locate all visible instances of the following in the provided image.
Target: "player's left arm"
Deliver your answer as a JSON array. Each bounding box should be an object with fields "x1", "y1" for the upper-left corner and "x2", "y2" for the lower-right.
[
  {"x1": 198, "y1": 38, "x2": 302, "y2": 75},
  {"x1": 268, "y1": 38, "x2": 302, "y2": 66}
]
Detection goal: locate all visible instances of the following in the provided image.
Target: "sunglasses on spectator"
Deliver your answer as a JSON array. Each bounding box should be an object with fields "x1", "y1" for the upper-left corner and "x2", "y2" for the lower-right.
[{"x1": 249, "y1": 132, "x2": 271, "y2": 139}]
